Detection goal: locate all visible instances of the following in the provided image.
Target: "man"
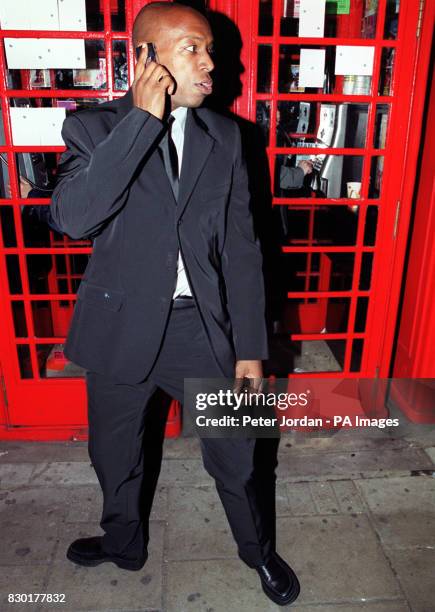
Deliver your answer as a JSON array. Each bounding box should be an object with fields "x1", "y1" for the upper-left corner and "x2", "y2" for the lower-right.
[{"x1": 51, "y1": 2, "x2": 300, "y2": 606}]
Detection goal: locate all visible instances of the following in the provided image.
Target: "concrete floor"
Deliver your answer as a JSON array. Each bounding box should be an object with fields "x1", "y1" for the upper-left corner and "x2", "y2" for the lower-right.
[{"x1": 1, "y1": 417, "x2": 435, "y2": 612}]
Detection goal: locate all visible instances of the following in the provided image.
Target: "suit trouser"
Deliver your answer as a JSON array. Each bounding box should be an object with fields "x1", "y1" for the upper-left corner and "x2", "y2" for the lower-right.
[{"x1": 85, "y1": 300, "x2": 277, "y2": 568}]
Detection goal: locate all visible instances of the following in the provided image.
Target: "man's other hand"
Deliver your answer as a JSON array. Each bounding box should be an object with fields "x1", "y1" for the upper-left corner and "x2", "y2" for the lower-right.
[
  {"x1": 234, "y1": 360, "x2": 263, "y2": 393},
  {"x1": 132, "y1": 44, "x2": 175, "y2": 120}
]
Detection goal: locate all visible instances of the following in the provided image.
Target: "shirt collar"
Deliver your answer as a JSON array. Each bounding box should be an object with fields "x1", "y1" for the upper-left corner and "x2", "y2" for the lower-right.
[{"x1": 170, "y1": 106, "x2": 188, "y2": 132}]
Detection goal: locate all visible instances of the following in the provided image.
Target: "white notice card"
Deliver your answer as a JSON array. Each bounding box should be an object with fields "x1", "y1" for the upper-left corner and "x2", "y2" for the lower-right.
[
  {"x1": 335, "y1": 45, "x2": 375, "y2": 75},
  {"x1": 58, "y1": 0, "x2": 87, "y2": 31},
  {"x1": 299, "y1": 0, "x2": 326, "y2": 38},
  {"x1": 39, "y1": 108, "x2": 66, "y2": 146},
  {"x1": 5, "y1": 38, "x2": 86, "y2": 69},
  {"x1": 0, "y1": 0, "x2": 30, "y2": 30},
  {"x1": 10, "y1": 107, "x2": 66, "y2": 146},
  {"x1": 27, "y1": 0, "x2": 58, "y2": 31},
  {"x1": 299, "y1": 48, "x2": 325, "y2": 88}
]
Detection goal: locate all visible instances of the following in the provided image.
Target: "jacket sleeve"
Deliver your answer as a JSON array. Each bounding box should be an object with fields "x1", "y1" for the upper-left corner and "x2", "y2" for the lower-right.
[
  {"x1": 280, "y1": 164, "x2": 305, "y2": 190},
  {"x1": 51, "y1": 107, "x2": 165, "y2": 239},
  {"x1": 221, "y1": 123, "x2": 269, "y2": 361}
]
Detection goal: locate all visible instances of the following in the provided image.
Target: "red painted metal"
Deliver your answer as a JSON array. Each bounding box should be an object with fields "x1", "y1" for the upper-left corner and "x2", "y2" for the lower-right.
[
  {"x1": 0, "y1": 0, "x2": 433, "y2": 438},
  {"x1": 390, "y1": 37, "x2": 435, "y2": 421}
]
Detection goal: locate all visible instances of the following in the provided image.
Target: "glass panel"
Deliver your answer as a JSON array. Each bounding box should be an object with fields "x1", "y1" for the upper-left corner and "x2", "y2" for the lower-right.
[
  {"x1": 369, "y1": 156, "x2": 384, "y2": 198},
  {"x1": 111, "y1": 0, "x2": 126, "y2": 31},
  {"x1": 85, "y1": 0, "x2": 104, "y2": 31},
  {"x1": 32, "y1": 301, "x2": 54, "y2": 337},
  {"x1": 259, "y1": 0, "x2": 273, "y2": 35},
  {"x1": 290, "y1": 340, "x2": 345, "y2": 373},
  {"x1": 37, "y1": 343, "x2": 85, "y2": 378},
  {"x1": 342, "y1": 75, "x2": 372, "y2": 96},
  {"x1": 32, "y1": 300, "x2": 75, "y2": 337},
  {"x1": 17, "y1": 344, "x2": 32, "y2": 379},
  {"x1": 256, "y1": 101, "x2": 271, "y2": 145},
  {"x1": 279, "y1": 45, "x2": 374, "y2": 96},
  {"x1": 360, "y1": 0, "x2": 378, "y2": 38},
  {"x1": 359, "y1": 252, "x2": 374, "y2": 290},
  {"x1": 277, "y1": 102, "x2": 368, "y2": 149},
  {"x1": 275, "y1": 154, "x2": 364, "y2": 199},
  {"x1": 0, "y1": 148, "x2": 11, "y2": 198},
  {"x1": 285, "y1": 252, "x2": 355, "y2": 292},
  {"x1": 283, "y1": 297, "x2": 350, "y2": 333},
  {"x1": 350, "y1": 339, "x2": 364, "y2": 371},
  {"x1": 257, "y1": 45, "x2": 272, "y2": 93},
  {"x1": 6, "y1": 255, "x2": 22, "y2": 294},
  {"x1": 282, "y1": 205, "x2": 360, "y2": 246},
  {"x1": 384, "y1": 0, "x2": 400, "y2": 40},
  {"x1": 374, "y1": 104, "x2": 389, "y2": 148},
  {"x1": 113, "y1": 40, "x2": 128, "y2": 91},
  {"x1": 0, "y1": 206, "x2": 17, "y2": 246},
  {"x1": 7, "y1": 150, "x2": 57, "y2": 205},
  {"x1": 378, "y1": 47, "x2": 396, "y2": 96},
  {"x1": 364, "y1": 206, "x2": 378, "y2": 245},
  {"x1": 355, "y1": 297, "x2": 369, "y2": 332},
  {"x1": 6, "y1": 41, "x2": 107, "y2": 90},
  {"x1": 12, "y1": 301, "x2": 27, "y2": 337},
  {"x1": 26, "y1": 254, "x2": 90, "y2": 294},
  {"x1": 21, "y1": 205, "x2": 92, "y2": 248}
]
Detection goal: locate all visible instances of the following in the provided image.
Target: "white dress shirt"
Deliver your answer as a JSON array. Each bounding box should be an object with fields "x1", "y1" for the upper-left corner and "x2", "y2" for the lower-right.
[{"x1": 169, "y1": 106, "x2": 192, "y2": 298}]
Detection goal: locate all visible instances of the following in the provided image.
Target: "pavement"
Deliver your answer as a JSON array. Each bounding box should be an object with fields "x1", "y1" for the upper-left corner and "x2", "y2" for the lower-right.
[{"x1": 1, "y1": 413, "x2": 435, "y2": 612}]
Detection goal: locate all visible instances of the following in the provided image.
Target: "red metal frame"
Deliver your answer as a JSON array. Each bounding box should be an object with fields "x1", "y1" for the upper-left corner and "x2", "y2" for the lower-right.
[{"x1": 0, "y1": 0, "x2": 433, "y2": 438}]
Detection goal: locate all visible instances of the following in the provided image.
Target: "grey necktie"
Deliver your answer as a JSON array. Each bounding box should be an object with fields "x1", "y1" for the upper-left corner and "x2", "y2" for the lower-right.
[{"x1": 159, "y1": 115, "x2": 179, "y2": 201}]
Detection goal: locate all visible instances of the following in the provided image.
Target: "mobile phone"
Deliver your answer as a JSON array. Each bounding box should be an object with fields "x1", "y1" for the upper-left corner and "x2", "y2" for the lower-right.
[{"x1": 135, "y1": 42, "x2": 157, "y2": 65}]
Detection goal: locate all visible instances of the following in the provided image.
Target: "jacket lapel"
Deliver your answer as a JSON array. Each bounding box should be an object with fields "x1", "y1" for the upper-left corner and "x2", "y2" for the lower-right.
[
  {"x1": 114, "y1": 89, "x2": 216, "y2": 216},
  {"x1": 115, "y1": 88, "x2": 177, "y2": 207},
  {"x1": 176, "y1": 108, "x2": 215, "y2": 220}
]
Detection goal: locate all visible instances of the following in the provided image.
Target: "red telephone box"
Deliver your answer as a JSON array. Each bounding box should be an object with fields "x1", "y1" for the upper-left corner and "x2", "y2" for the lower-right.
[{"x1": 0, "y1": 0, "x2": 433, "y2": 439}]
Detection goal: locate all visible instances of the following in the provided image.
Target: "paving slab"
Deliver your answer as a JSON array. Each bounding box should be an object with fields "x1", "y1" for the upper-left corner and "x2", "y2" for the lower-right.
[
  {"x1": 355, "y1": 475, "x2": 435, "y2": 548},
  {"x1": 0, "y1": 441, "x2": 89, "y2": 463},
  {"x1": 163, "y1": 437, "x2": 202, "y2": 459},
  {"x1": 166, "y1": 486, "x2": 237, "y2": 561},
  {"x1": 0, "y1": 511, "x2": 58, "y2": 566},
  {"x1": 276, "y1": 447, "x2": 433, "y2": 481},
  {"x1": 30, "y1": 462, "x2": 97, "y2": 486},
  {"x1": 44, "y1": 521, "x2": 164, "y2": 611},
  {"x1": 165, "y1": 558, "x2": 277, "y2": 612},
  {"x1": 278, "y1": 434, "x2": 410, "y2": 454},
  {"x1": 383, "y1": 548, "x2": 435, "y2": 612},
  {"x1": 288, "y1": 604, "x2": 410, "y2": 612},
  {"x1": 0, "y1": 565, "x2": 52, "y2": 612},
  {"x1": 165, "y1": 558, "x2": 406, "y2": 612},
  {"x1": 0, "y1": 483, "x2": 166, "y2": 526},
  {"x1": 424, "y1": 446, "x2": 435, "y2": 463},
  {"x1": 158, "y1": 459, "x2": 210, "y2": 487},
  {"x1": 275, "y1": 514, "x2": 402, "y2": 604},
  {"x1": 285, "y1": 480, "x2": 366, "y2": 516},
  {"x1": 0, "y1": 462, "x2": 42, "y2": 488}
]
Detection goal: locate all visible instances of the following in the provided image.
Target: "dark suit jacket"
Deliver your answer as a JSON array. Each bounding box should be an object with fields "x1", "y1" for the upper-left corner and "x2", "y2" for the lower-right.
[{"x1": 51, "y1": 88, "x2": 269, "y2": 384}]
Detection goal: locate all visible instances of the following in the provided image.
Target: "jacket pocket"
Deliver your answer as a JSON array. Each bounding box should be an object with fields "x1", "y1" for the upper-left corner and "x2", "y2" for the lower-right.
[{"x1": 76, "y1": 281, "x2": 124, "y2": 312}]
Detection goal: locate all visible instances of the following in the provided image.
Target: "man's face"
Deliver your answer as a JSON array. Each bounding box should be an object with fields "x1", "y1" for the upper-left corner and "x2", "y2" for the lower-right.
[{"x1": 137, "y1": 11, "x2": 215, "y2": 109}]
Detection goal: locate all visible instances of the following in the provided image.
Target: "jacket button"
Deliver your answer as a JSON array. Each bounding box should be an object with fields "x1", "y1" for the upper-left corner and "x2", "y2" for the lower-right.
[{"x1": 177, "y1": 219, "x2": 182, "y2": 225}]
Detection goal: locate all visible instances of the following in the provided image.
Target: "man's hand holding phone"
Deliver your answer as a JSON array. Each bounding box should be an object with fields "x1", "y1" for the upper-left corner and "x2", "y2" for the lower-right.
[{"x1": 132, "y1": 43, "x2": 175, "y2": 120}]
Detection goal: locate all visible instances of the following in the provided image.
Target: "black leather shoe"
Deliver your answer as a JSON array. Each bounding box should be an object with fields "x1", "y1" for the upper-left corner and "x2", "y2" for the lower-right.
[
  {"x1": 66, "y1": 536, "x2": 147, "y2": 571},
  {"x1": 255, "y1": 552, "x2": 300, "y2": 606}
]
